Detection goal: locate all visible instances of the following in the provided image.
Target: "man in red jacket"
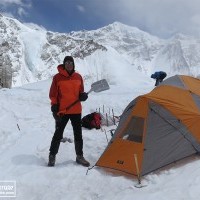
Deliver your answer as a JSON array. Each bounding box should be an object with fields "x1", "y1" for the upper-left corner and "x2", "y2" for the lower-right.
[{"x1": 48, "y1": 56, "x2": 90, "y2": 167}]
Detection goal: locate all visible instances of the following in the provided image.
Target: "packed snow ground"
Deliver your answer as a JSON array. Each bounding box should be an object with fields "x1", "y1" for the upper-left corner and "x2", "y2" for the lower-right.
[{"x1": 1, "y1": 75, "x2": 200, "y2": 200}]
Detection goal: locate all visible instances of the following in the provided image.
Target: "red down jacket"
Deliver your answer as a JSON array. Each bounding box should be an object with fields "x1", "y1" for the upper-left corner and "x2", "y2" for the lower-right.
[{"x1": 49, "y1": 64, "x2": 84, "y2": 114}]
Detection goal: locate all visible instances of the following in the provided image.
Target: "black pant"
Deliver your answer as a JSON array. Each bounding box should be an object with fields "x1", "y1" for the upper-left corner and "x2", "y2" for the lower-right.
[{"x1": 49, "y1": 114, "x2": 83, "y2": 156}]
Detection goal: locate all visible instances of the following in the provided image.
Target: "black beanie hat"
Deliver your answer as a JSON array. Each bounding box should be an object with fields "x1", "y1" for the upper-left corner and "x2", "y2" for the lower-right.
[
  {"x1": 63, "y1": 56, "x2": 74, "y2": 65},
  {"x1": 63, "y1": 56, "x2": 75, "y2": 74}
]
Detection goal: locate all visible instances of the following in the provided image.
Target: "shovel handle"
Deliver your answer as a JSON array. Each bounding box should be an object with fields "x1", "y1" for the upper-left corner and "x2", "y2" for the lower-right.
[
  {"x1": 65, "y1": 99, "x2": 80, "y2": 111},
  {"x1": 64, "y1": 88, "x2": 93, "y2": 111},
  {"x1": 58, "y1": 99, "x2": 80, "y2": 114}
]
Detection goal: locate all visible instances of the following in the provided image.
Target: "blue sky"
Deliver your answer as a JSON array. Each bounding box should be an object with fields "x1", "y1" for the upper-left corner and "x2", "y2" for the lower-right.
[{"x1": 1, "y1": 0, "x2": 200, "y2": 38}]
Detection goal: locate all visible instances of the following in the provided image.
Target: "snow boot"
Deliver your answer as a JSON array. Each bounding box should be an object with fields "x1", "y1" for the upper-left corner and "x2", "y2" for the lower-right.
[
  {"x1": 48, "y1": 154, "x2": 56, "y2": 167},
  {"x1": 76, "y1": 155, "x2": 90, "y2": 167}
]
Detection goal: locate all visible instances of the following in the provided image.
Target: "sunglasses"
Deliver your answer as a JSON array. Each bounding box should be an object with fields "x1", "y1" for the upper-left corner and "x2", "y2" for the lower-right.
[{"x1": 65, "y1": 61, "x2": 73, "y2": 66}]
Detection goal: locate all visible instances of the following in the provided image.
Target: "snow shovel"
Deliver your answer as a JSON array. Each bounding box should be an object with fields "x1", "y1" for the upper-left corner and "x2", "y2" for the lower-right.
[
  {"x1": 64, "y1": 79, "x2": 110, "y2": 112},
  {"x1": 87, "y1": 79, "x2": 110, "y2": 94}
]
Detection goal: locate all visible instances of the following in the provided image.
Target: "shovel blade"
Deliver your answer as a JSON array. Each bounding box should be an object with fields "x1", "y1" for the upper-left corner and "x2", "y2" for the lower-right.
[{"x1": 91, "y1": 79, "x2": 110, "y2": 93}]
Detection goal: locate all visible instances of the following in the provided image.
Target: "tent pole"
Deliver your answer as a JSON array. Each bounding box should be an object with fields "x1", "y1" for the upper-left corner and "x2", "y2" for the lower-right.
[{"x1": 134, "y1": 154, "x2": 141, "y2": 185}]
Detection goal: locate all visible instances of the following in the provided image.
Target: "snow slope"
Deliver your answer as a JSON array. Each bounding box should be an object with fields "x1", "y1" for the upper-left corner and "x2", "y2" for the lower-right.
[{"x1": 1, "y1": 71, "x2": 200, "y2": 199}]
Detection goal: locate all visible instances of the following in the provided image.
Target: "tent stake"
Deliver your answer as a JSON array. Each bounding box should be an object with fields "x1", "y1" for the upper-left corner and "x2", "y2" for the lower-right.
[
  {"x1": 112, "y1": 109, "x2": 116, "y2": 125},
  {"x1": 104, "y1": 129, "x2": 109, "y2": 143},
  {"x1": 17, "y1": 123, "x2": 20, "y2": 131},
  {"x1": 106, "y1": 113, "x2": 108, "y2": 126}
]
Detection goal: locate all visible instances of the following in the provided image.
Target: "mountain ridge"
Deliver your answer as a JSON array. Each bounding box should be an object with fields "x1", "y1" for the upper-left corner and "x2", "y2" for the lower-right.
[{"x1": 1, "y1": 14, "x2": 200, "y2": 87}]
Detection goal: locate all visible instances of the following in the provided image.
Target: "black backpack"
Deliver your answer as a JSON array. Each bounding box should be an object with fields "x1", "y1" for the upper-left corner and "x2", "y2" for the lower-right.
[{"x1": 81, "y1": 112, "x2": 101, "y2": 129}]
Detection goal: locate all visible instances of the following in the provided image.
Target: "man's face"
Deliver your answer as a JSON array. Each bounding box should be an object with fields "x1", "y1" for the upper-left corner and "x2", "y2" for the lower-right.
[{"x1": 64, "y1": 61, "x2": 74, "y2": 72}]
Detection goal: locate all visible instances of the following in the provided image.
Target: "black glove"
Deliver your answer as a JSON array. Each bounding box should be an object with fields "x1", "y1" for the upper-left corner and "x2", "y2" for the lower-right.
[
  {"x1": 51, "y1": 104, "x2": 59, "y2": 113},
  {"x1": 79, "y1": 92, "x2": 88, "y2": 101},
  {"x1": 51, "y1": 104, "x2": 61, "y2": 122}
]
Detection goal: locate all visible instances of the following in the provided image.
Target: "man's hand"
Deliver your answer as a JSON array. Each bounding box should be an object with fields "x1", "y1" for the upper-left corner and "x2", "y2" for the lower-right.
[
  {"x1": 51, "y1": 104, "x2": 62, "y2": 122},
  {"x1": 51, "y1": 104, "x2": 59, "y2": 113},
  {"x1": 79, "y1": 92, "x2": 88, "y2": 101}
]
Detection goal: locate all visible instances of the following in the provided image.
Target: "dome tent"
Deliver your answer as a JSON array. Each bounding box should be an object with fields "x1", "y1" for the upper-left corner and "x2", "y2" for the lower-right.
[{"x1": 95, "y1": 75, "x2": 200, "y2": 177}]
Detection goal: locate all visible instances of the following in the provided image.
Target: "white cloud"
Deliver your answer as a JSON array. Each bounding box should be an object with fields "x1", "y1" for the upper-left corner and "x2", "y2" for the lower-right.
[
  {"x1": 17, "y1": 7, "x2": 27, "y2": 17},
  {"x1": 0, "y1": 0, "x2": 31, "y2": 9},
  {"x1": 0, "y1": 11, "x2": 15, "y2": 18},
  {"x1": 77, "y1": 5, "x2": 85, "y2": 13},
  {"x1": 87, "y1": 0, "x2": 200, "y2": 38},
  {"x1": 0, "y1": 0, "x2": 32, "y2": 20},
  {"x1": 1, "y1": 0, "x2": 200, "y2": 38},
  {"x1": 0, "y1": 0, "x2": 24, "y2": 6},
  {"x1": 191, "y1": 14, "x2": 200, "y2": 26}
]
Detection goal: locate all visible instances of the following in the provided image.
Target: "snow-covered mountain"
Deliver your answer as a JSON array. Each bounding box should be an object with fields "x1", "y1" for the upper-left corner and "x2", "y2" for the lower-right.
[
  {"x1": 70, "y1": 22, "x2": 164, "y2": 74},
  {"x1": 70, "y1": 23, "x2": 200, "y2": 76},
  {"x1": 1, "y1": 14, "x2": 200, "y2": 87}
]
